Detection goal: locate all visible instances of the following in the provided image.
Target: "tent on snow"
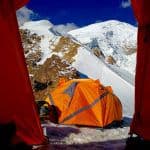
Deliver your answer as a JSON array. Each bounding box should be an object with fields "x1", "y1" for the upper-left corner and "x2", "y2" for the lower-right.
[
  {"x1": 45, "y1": 78, "x2": 122, "y2": 128},
  {"x1": 0, "y1": 0, "x2": 44, "y2": 145},
  {"x1": 130, "y1": 0, "x2": 150, "y2": 141}
]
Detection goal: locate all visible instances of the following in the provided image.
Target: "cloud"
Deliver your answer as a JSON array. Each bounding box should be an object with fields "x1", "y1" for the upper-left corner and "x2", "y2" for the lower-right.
[
  {"x1": 16, "y1": 7, "x2": 34, "y2": 26},
  {"x1": 16, "y1": 7, "x2": 78, "y2": 34},
  {"x1": 52, "y1": 23, "x2": 79, "y2": 35},
  {"x1": 121, "y1": 0, "x2": 131, "y2": 8}
]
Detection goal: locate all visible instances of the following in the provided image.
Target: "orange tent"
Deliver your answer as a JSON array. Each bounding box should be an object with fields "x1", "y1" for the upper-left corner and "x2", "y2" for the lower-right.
[
  {"x1": 0, "y1": 0, "x2": 44, "y2": 145},
  {"x1": 45, "y1": 79, "x2": 122, "y2": 127},
  {"x1": 130, "y1": 0, "x2": 150, "y2": 140}
]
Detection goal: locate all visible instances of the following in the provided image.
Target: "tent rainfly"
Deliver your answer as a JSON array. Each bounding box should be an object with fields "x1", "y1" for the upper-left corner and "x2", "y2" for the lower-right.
[{"x1": 45, "y1": 78, "x2": 122, "y2": 127}]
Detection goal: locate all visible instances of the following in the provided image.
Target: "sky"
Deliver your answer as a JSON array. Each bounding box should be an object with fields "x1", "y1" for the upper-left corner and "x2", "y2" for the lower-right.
[
  {"x1": 26, "y1": 0, "x2": 136, "y2": 27},
  {"x1": 17, "y1": 0, "x2": 136, "y2": 28}
]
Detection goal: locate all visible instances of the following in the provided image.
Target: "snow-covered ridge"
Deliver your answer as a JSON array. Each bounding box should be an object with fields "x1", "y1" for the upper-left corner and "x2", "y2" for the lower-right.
[{"x1": 69, "y1": 20, "x2": 137, "y2": 51}]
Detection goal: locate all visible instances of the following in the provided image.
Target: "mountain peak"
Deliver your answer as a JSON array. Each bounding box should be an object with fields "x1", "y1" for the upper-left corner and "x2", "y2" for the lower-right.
[{"x1": 20, "y1": 20, "x2": 53, "y2": 35}]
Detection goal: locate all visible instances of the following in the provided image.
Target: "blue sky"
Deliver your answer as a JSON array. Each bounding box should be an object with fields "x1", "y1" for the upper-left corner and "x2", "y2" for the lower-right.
[{"x1": 26, "y1": 0, "x2": 136, "y2": 27}]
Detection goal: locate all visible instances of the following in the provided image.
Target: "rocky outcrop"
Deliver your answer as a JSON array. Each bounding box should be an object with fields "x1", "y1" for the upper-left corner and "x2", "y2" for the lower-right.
[
  {"x1": 20, "y1": 29, "x2": 79, "y2": 100},
  {"x1": 20, "y1": 29, "x2": 42, "y2": 66},
  {"x1": 105, "y1": 56, "x2": 116, "y2": 65},
  {"x1": 52, "y1": 36, "x2": 80, "y2": 64}
]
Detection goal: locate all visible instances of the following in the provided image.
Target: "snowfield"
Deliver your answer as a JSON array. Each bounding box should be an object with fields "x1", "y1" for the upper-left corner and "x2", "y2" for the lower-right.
[{"x1": 39, "y1": 120, "x2": 131, "y2": 150}]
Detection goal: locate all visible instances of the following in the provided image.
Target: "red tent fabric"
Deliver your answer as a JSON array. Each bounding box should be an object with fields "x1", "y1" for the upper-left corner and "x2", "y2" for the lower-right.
[
  {"x1": 0, "y1": 0, "x2": 44, "y2": 145},
  {"x1": 130, "y1": 0, "x2": 150, "y2": 140}
]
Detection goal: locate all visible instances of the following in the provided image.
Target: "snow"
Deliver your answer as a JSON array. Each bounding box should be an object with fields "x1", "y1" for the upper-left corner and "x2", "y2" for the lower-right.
[
  {"x1": 37, "y1": 36, "x2": 61, "y2": 65},
  {"x1": 38, "y1": 35, "x2": 52, "y2": 65},
  {"x1": 41, "y1": 121, "x2": 130, "y2": 149},
  {"x1": 21, "y1": 20, "x2": 53, "y2": 36},
  {"x1": 69, "y1": 20, "x2": 137, "y2": 75}
]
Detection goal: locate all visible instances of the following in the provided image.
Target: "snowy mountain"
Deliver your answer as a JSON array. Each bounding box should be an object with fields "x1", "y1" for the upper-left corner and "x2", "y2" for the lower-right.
[
  {"x1": 69, "y1": 20, "x2": 137, "y2": 75},
  {"x1": 20, "y1": 20, "x2": 137, "y2": 117}
]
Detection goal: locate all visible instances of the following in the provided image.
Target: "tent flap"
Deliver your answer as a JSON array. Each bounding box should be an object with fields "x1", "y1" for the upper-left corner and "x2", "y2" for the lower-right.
[
  {"x1": 14, "y1": 0, "x2": 29, "y2": 10},
  {"x1": 0, "y1": 0, "x2": 44, "y2": 145},
  {"x1": 131, "y1": 0, "x2": 150, "y2": 140}
]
